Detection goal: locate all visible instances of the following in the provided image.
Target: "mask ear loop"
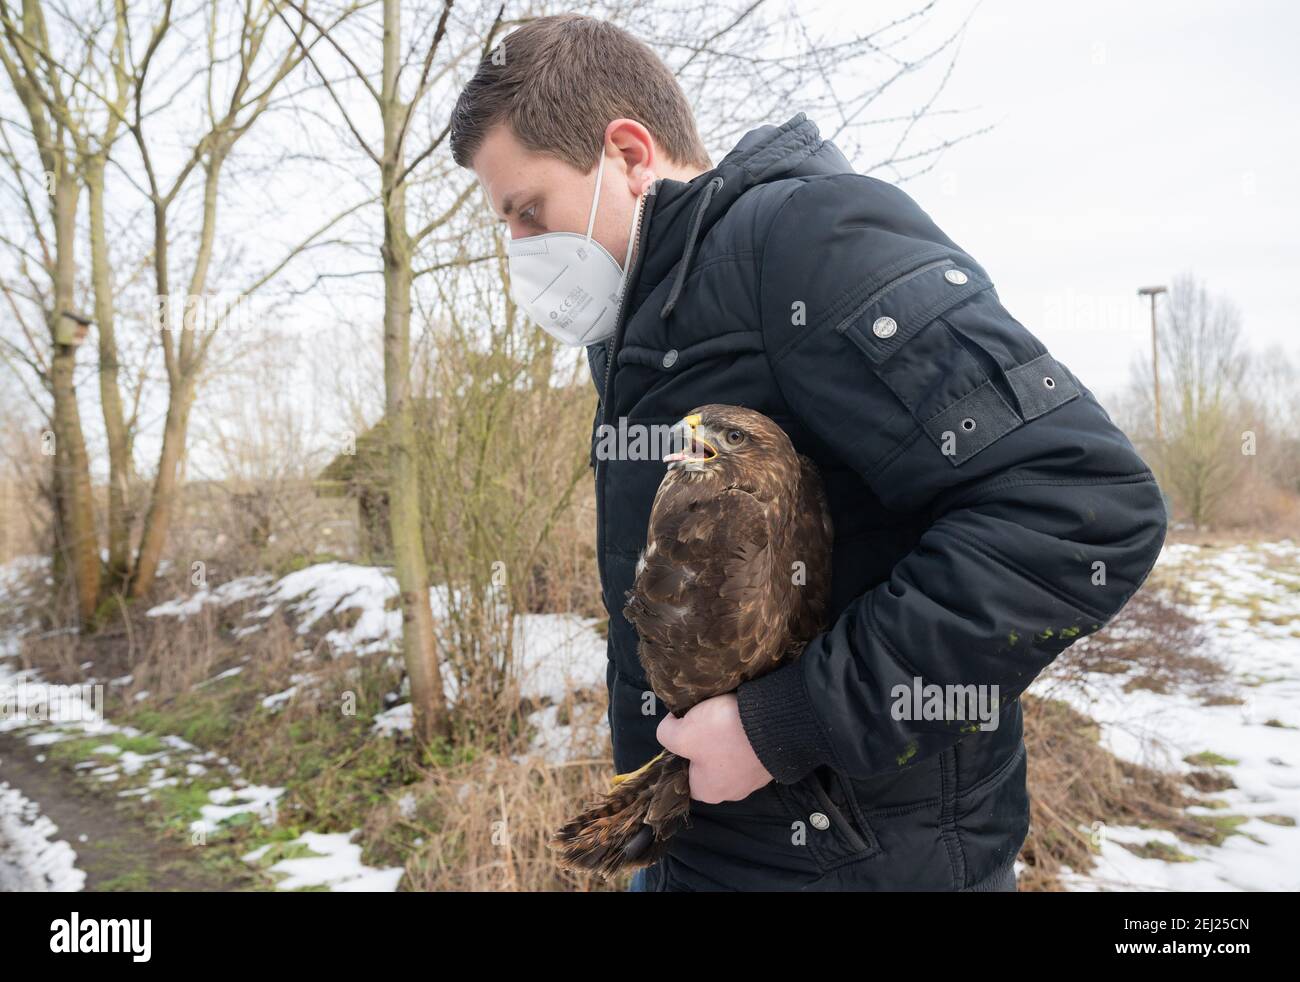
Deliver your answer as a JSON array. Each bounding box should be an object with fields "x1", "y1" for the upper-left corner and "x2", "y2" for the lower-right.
[
  {"x1": 585, "y1": 148, "x2": 608, "y2": 243},
  {"x1": 588, "y1": 144, "x2": 642, "y2": 303}
]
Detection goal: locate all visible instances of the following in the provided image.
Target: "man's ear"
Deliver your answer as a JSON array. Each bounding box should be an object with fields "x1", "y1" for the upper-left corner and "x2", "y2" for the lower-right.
[{"x1": 605, "y1": 118, "x2": 657, "y2": 195}]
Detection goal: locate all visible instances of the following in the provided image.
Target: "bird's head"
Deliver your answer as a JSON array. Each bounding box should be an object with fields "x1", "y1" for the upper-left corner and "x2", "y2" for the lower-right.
[{"x1": 662, "y1": 404, "x2": 799, "y2": 499}]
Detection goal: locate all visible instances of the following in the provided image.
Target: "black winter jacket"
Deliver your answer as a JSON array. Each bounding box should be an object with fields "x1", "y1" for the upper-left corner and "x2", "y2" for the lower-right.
[{"x1": 585, "y1": 113, "x2": 1167, "y2": 891}]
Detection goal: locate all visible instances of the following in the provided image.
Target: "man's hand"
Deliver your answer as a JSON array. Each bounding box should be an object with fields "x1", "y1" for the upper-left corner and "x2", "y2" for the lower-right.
[{"x1": 656, "y1": 693, "x2": 774, "y2": 804}]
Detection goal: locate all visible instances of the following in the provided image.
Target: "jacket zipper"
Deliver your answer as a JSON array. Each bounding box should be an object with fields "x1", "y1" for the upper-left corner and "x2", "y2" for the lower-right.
[
  {"x1": 590, "y1": 181, "x2": 656, "y2": 617},
  {"x1": 833, "y1": 257, "x2": 955, "y2": 335},
  {"x1": 592, "y1": 181, "x2": 657, "y2": 469}
]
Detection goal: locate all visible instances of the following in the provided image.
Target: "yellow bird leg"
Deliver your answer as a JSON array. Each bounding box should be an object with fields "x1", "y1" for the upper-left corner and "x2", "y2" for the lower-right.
[{"x1": 611, "y1": 749, "x2": 667, "y2": 787}]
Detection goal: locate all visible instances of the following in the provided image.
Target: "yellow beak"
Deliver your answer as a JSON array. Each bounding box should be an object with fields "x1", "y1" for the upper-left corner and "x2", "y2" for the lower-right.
[{"x1": 663, "y1": 413, "x2": 716, "y2": 464}]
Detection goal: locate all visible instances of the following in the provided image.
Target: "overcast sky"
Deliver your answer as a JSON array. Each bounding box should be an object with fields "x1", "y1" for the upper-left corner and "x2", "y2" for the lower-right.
[{"x1": 837, "y1": 0, "x2": 1299, "y2": 400}]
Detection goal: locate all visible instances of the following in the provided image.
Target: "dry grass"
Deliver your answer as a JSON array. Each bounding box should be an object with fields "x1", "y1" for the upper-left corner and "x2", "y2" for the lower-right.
[
  {"x1": 7, "y1": 556, "x2": 620, "y2": 890},
  {"x1": 362, "y1": 746, "x2": 622, "y2": 892},
  {"x1": 1044, "y1": 584, "x2": 1230, "y2": 703},
  {"x1": 1018, "y1": 694, "x2": 1213, "y2": 890},
  {"x1": 1017, "y1": 581, "x2": 1238, "y2": 890}
]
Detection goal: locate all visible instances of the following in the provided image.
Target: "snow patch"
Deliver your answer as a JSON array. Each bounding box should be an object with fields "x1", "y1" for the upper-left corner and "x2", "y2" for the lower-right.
[
  {"x1": 243, "y1": 831, "x2": 404, "y2": 892},
  {"x1": 0, "y1": 781, "x2": 85, "y2": 891}
]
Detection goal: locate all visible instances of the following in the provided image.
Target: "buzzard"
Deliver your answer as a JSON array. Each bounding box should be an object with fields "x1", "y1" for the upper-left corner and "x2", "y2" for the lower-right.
[{"x1": 551, "y1": 405, "x2": 833, "y2": 879}]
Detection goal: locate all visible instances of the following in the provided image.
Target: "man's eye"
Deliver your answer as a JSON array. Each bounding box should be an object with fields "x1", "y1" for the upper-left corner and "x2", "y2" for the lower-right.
[{"x1": 520, "y1": 204, "x2": 538, "y2": 223}]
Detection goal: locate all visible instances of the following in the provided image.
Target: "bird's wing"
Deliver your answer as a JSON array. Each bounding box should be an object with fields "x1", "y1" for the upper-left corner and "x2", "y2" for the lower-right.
[{"x1": 624, "y1": 488, "x2": 787, "y2": 714}]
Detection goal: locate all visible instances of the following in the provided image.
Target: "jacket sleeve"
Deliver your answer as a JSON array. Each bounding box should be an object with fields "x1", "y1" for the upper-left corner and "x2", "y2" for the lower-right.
[{"x1": 736, "y1": 174, "x2": 1169, "y2": 784}]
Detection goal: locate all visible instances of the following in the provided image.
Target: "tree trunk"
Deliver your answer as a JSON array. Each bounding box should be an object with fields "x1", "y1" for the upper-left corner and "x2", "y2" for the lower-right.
[
  {"x1": 128, "y1": 152, "x2": 221, "y2": 600},
  {"x1": 86, "y1": 154, "x2": 134, "y2": 594},
  {"x1": 128, "y1": 383, "x2": 193, "y2": 598},
  {"x1": 49, "y1": 166, "x2": 100, "y2": 627},
  {"x1": 381, "y1": 0, "x2": 448, "y2": 745}
]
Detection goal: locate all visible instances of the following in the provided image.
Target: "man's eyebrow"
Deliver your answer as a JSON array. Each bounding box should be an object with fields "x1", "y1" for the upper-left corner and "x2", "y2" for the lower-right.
[{"x1": 476, "y1": 179, "x2": 508, "y2": 223}]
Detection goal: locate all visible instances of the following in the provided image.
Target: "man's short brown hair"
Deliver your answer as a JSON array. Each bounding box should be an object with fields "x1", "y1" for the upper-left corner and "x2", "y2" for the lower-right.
[{"x1": 450, "y1": 14, "x2": 711, "y2": 172}]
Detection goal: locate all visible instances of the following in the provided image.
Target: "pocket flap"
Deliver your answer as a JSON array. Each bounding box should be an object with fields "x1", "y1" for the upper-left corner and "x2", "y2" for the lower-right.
[
  {"x1": 1005, "y1": 352, "x2": 1080, "y2": 420},
  {"x1": 921, "y1": 380, "x2": 1023, "y2": 466},
  {"x1": 836, "y1": 257, "x2": 993, "y2": 365}
]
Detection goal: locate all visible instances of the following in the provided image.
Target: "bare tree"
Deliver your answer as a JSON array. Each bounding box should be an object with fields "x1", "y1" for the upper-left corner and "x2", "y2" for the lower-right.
[
  {"x1": 276, "y1": 0, "x2": 486, "y2": 744},
  {"x1": 2, "y1": 0, "x2": 356, "y2": 621},
  {"x1": 0, "y1": 0, "x2": 101, "y2": 626},
  {"x1": 1244, "y1": 346, "x2": 1300, "y2": 496},
  {"x1": 75, "y1": 0, "x2": 144, "y2": 594},
  {"x1": 122, "y1": 0, "x2": 357, "y2": 599},
  {"x1": 1157, "y1": 273, "x2": 1247, "y2": 529}
]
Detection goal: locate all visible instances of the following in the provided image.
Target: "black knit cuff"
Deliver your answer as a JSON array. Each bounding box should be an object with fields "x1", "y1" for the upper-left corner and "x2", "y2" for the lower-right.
[{"x1": 736, "y1": 659, "x2": 836, "y2": 784}]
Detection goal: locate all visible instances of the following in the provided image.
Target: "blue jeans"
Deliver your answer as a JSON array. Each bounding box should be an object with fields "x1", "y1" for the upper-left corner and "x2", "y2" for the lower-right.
[{"x1": 628, "y1": 866, "x2": 654, "y2": 891}]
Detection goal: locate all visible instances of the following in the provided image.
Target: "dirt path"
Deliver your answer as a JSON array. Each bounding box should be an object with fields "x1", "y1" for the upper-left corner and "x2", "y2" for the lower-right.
[{"x1": 0, "y1": 729, "x2": 253, "y2": 892}]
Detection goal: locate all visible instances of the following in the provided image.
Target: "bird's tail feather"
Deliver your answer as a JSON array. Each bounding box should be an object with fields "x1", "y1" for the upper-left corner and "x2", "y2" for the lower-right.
[{"x1": 550, "y1": 750, "x2": 690, "y2": 880}]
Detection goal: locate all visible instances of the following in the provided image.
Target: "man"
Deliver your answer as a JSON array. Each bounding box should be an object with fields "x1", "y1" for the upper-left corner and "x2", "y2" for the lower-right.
[{"x1": 451, "y1": 14, "x2": 1167, "y2": 891}]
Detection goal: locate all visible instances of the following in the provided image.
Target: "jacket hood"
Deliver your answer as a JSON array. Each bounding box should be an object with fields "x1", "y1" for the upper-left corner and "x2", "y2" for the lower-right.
[{"x1": 633, "y1": 113, "x2": 854, "y2": 318}]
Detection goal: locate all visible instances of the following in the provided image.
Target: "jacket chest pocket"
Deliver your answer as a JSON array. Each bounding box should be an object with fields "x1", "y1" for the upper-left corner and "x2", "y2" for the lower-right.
[
  {"x1": 775, "y1": 765, "x2": 881, "y2": 870},
  {"x1": 834, "y1": 255, "x2": 1081, "y2": 469}
]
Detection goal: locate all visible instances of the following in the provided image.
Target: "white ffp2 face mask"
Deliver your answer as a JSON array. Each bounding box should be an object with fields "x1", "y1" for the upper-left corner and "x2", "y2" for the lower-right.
[{"x1": 506, "y1": 150, "x2": 643, "y2": 347}]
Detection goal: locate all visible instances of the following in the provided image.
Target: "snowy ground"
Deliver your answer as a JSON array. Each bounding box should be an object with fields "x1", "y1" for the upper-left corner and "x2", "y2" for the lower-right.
[
  {"x1": 1028, "y1": 539, "x2": 1300, "y2": 891},
  {"x1": 0, "y1": 557, "x2": 608, "y2": 891},
  {"x1": 7, "y1": 542, "x2": 1292, "y2": 892},
  {"x1": 145, "y1": 561, "x2": 610, "y2": 756},
  {"x1": 0, "y1": 623, "x2": 88, "y2": 891},
  {"x1": 0, "y1": 779, "x2": 85, "y2": 891}
]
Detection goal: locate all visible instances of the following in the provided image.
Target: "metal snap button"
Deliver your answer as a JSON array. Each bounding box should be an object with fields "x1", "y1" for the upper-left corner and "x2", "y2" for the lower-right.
[
  {"x1": 960, "y1": 417, "x2": 977, "y2": 432},
  {"x1": 661, "y1": 349, "x2": 678, "y2": 368},
  {"x1": 1043, "y1": 376, "x2": 1056, "y2": 389},
  {"x1": 872, "y1": 316, "x2": 897, "y2": 339},
  {"x1": 810, "y1": 812, "x2": 831, "y2": 831},
  {"x1": 944, "y1": 268, "x2": 969, "y2": 285}
]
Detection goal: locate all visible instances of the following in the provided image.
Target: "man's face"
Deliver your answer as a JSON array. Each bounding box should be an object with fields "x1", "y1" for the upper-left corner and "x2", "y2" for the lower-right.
[{"x1": 473, "y1": 123, "x2": 647, "y2": 266}]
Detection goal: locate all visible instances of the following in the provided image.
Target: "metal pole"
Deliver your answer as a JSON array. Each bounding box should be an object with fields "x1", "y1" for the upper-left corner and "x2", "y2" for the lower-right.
[
  {"x1": 1150, "y1": 294, "x2": 1161, "y2": 441},
  {"x1": 1138, "y1": 285, "x2": 1167, "y2": 442}
]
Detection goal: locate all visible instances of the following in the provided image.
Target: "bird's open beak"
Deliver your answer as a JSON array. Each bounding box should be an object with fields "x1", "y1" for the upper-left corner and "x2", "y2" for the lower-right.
[{"x1": 664, "y1": 413, "x2": 718, "y2": 464}]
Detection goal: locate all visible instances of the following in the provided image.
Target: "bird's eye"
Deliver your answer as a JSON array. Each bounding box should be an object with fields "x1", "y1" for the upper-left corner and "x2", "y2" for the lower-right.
[{"x1": 726, "y1": 429, "x2": 744, "y2": 445}]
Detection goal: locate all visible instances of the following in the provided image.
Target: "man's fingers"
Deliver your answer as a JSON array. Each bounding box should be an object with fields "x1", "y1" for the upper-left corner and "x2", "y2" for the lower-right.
[{"x1": 656, "y1": 712, "x2": 688, "y2": 755}]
